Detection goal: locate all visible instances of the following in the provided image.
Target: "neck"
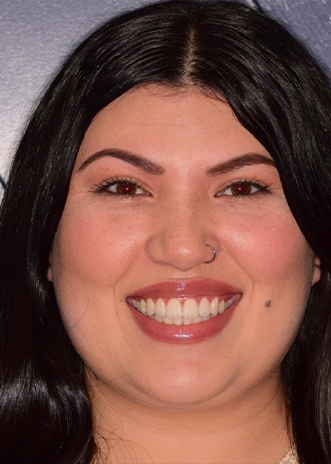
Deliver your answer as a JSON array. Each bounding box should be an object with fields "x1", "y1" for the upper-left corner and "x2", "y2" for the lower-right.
[{"x1": 90, "y1": 372, "x2": 290, "y2": 464}]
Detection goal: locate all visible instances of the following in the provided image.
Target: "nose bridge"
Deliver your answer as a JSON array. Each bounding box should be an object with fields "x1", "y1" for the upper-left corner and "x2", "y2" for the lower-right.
[
  {"x1": 165, "y1": 197, "x2": 199, "y2": 242},
  {"x1": 145, "y1": 192, "x2": 216, "y2": 270}
]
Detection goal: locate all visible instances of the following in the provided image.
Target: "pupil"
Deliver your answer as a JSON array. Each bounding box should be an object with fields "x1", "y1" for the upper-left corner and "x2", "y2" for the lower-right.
[
  {"x1": 233, "y1": 183, "x2": 250, "y2": 195},
  {"x1": 118, "y1": 182, "x2": 136, "y2": 195}
]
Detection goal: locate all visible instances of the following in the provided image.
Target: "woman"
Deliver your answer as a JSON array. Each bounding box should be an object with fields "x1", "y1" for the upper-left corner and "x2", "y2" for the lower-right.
[{"x1": 0, "y1": 1, "x2": 331, "y2": 463}]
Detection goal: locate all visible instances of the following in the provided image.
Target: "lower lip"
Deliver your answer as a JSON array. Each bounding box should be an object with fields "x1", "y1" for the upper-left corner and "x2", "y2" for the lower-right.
[{"x1": 129, "y1": 302, "x2": 239, "y2": 344}]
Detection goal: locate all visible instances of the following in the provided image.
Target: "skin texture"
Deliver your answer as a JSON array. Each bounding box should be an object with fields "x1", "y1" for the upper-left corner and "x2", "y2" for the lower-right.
[{"x1": 48, "y1": 85, "x2": 321, "y2": 463}]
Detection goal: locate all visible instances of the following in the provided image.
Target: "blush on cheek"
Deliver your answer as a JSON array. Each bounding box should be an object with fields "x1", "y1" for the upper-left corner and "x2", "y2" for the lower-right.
[{"x1": 237, "y1": 219, "x2": 313, "y2": 283}]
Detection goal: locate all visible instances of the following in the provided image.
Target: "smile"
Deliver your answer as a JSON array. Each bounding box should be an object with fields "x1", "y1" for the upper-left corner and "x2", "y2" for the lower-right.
[{"x1": 127, "y1": 295, "x2": 240, "y2": 325}]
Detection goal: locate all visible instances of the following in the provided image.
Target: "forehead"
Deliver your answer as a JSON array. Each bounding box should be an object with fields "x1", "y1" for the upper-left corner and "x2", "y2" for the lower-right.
[
  {"x1": 77, "y1": 84, "x2": 269, "y2": 166},
  {"x1": 88, "y1": 85, "x2": 233, "y2": 130}
]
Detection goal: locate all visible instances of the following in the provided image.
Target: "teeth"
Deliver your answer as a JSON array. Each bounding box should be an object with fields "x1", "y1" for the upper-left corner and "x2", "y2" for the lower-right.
[
  {"x1": 128, "y1": 295, "x2": 238, "y2": 326},
  {"x1": 163, "y1": 316, "x2": 174, "y2": 325},
  {"x1": 183, "y1": 298, "x2": 199, "y2": 318},
  {"x1": 219, "y1": 299, "x2": 225, "y2": 314},
  {"x1": 147, "y1": 298, "x2": 155, "y2": 316},
  {"x1": 210, "y1": 297, "x2": 219, "y2": 316},
  {"x1": 155, "y1": 298, "x2": 166, "y2": 317},
  {"x1": 140, "y1": 299, "x2": 147, "y2": 315},
  {"x1": 199, "y1": 297, "x2": 210, "y2": 317},
  {"x1": 167, "y1": 298, "x2": 182, "y2": 318}
]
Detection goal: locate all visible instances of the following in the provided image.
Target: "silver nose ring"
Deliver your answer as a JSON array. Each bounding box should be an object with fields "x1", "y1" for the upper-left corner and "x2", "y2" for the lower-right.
[{"x1": 204, "y1": 243, "x2": 217, "y2": 264}]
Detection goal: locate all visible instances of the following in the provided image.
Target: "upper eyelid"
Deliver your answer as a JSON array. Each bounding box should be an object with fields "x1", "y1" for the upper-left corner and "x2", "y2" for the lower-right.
[
  {"x1": 218, "y1": 178, "x2": 269, "y2": 189},
  {"x1": 93, "y1": 175, "x2": 271, "y2": 195},
  {"x1": 215, "y1": 179, "x2": 270, "y2": 195},
  {"x1": 97, "y1": 176, "x2": 143, "y2": 186},
  {"x1": 94, "y1": 176, "x2": 150, "y2": 195},
  {"x1": 107, "y1": 176, "x2": 141, "y2": 184}
]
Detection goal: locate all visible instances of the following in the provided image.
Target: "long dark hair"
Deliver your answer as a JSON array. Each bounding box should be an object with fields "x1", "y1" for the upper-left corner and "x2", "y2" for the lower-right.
[{"x1": 1, "y1": 1, "x2": 331, "y2": 463}]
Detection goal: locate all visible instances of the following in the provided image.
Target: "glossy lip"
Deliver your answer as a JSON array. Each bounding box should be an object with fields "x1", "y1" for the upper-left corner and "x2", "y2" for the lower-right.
[
  {"x1": 129, "y1": 279, "x2": 242, "y2": 300},
  {"x1": 127, "y1": 279, "x2": 242, "y2": 344}
]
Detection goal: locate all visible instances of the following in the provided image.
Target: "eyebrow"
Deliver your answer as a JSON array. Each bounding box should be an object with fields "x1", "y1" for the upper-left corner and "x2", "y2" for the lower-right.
[
  {"x1": 77, "y1": 149, "x2": 275, "y2": 176},
  {"x1": 206, "y1": 153, "x2": 275, "y2": 176},
  {"x1": 77, "y1": 149, "x2": 165, "y2": 175}
]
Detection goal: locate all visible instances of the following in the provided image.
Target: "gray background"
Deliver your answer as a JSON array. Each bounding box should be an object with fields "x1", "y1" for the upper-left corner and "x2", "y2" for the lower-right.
[{"x1": 0, "y1": 0, "x2": 330, "y2": 186}]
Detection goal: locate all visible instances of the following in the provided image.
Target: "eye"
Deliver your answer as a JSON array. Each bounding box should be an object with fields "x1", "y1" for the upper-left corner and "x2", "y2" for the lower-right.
[
  {"x1": 95, "y1": 177, "x2": 149, "y2": 197},
  {"x1": 108, "y1": 180, "x2": 144, "y2": 196},
  {"x1": 217, "y1": 180, "x2": 269, "y2": 197}
]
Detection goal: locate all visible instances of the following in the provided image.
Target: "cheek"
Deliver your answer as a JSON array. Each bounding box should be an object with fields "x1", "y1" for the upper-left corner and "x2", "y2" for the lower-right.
[
  {"x1": 49, "y1": 211, "x2": 128, "y2": 348},
  {"x1": 49, "y1": 204, "x2": 153, "y2": 336},
  {"x1": 226, "y1": 211, "x2": 315, "y2": 286},
  {"x1": 222, "y1": 208, "x2": 317, "y2": 355},
  {"x1": 227, "y1": 212, "x2": 315, "y2": 350},
  {"x1": 52, "y1": 207, "x2": 144, "y2": 285},
  {"x1": 216, "y1": 216, "x2": 316, "y2": 390}
]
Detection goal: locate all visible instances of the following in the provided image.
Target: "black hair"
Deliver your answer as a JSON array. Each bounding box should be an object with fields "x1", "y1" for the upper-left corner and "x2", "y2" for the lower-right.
[{"x1": 1, "y1": 1, "x2": 331, "y2": 463}]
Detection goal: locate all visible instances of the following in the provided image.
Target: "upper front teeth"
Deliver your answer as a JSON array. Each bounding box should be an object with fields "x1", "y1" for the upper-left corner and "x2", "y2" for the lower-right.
[{"x1": 128, "y1": 296, "x2": 234, "y2": 325}]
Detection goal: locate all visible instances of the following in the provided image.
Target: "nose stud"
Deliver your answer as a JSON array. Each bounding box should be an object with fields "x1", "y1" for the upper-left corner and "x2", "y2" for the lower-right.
[{"x1": 204, "y1": 243, "x2": 217, "y2": 264}]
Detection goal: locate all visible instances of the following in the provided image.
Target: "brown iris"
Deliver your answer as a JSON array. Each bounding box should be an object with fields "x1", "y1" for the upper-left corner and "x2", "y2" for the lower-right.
[
  {"x1": 230, "y1": 182, "x2": 254, "y2": 196},
  {"x1": 115, "y1": 181, "x2": 139, "y2": 195}
]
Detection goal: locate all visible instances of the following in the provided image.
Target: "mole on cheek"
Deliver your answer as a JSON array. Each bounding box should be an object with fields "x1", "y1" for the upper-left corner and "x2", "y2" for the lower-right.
[{"x1": 265, "y1": 300, "x2": 271, "y2": 308}]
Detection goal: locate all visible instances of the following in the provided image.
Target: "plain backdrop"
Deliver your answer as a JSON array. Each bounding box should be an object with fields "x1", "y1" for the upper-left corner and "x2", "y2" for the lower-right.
[{"x1": 0, "y1": 0, "x2": 330, "y2": 191}]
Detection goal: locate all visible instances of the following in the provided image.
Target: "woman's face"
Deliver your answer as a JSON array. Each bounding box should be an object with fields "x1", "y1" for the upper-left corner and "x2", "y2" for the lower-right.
[{"x1": 49, "y1": 85, "x2": 320, "y2": 412}]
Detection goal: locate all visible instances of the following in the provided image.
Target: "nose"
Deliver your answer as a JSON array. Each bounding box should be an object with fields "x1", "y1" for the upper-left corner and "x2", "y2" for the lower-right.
[{"x1": 145, "y1": 202, "x2": 219, "y2": 271}]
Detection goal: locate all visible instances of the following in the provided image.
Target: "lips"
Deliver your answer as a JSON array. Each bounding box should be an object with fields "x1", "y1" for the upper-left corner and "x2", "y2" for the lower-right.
[{"x1": 127, "y1": 279, "x2": 242, "y2": 343}]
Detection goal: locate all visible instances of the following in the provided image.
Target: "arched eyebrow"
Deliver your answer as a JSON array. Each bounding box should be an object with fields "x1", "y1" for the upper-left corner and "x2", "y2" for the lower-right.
[
  {"x1": 77, "y1": 149, "x2": 165, "y2": 175},
  {"x1": 77, "y1": 149, "x2": 275, "y2": 176},
  {"x1": 206, "y1": 153, "x2": 275, "y2": 175}
]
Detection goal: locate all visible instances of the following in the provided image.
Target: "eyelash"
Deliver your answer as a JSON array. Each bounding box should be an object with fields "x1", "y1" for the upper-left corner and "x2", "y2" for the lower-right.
[
  {"x1": 93, "y1": 176, "x2": 148, "y2": 197},
  {"x1": 216, "y1": 179, "x2": 270, "y2": 198},
  {"x1": 93, "y1": 177, "x2": 271, "y2": 199}
]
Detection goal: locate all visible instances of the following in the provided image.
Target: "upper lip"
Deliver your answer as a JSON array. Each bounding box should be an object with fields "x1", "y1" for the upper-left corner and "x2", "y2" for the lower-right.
[{"x1": 129, "y1": 279, "x2": 242, "y2": 300}]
